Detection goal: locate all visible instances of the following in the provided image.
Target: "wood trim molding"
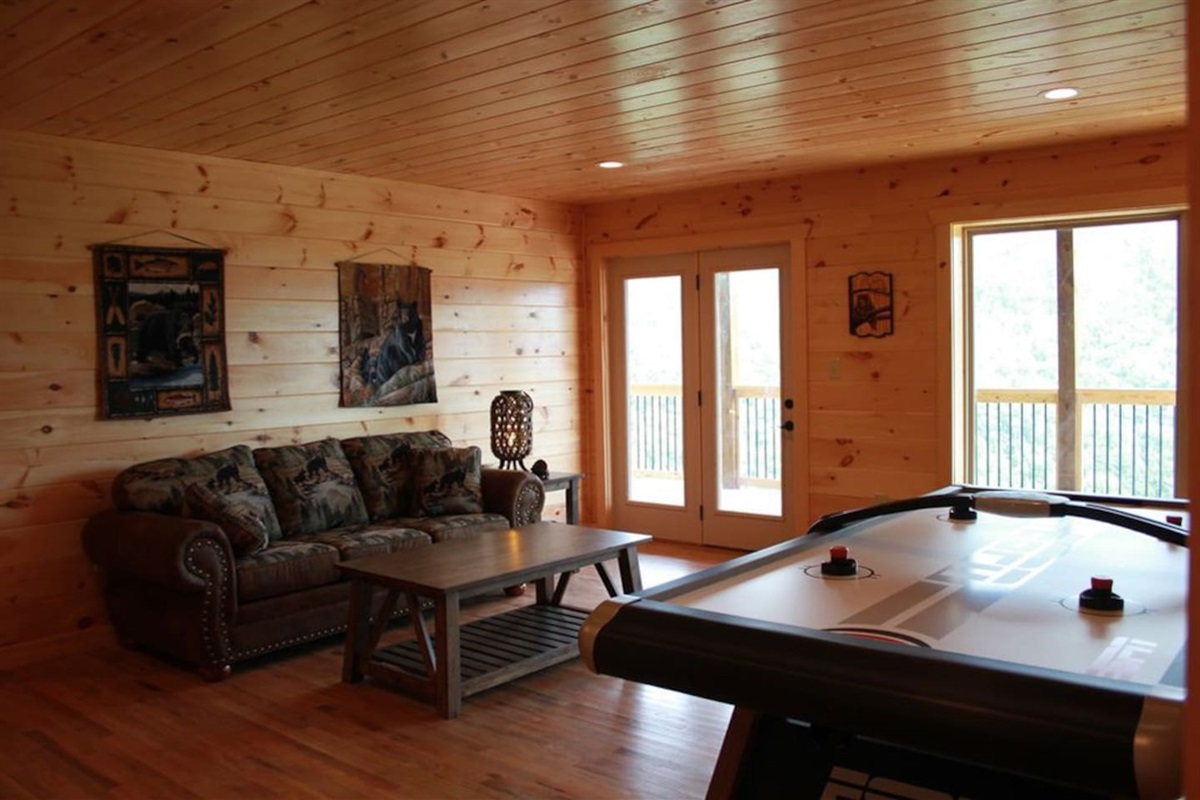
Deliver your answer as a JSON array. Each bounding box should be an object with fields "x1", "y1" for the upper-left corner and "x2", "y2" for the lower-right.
[{"x1": 927, "y1": 188, "x2": 1186, "y2": 227}]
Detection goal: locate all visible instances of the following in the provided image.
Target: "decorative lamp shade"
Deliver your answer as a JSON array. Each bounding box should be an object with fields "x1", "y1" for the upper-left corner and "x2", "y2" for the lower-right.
[{"x1": 490, "y1": 390, "x2": 534, "y2": 470}]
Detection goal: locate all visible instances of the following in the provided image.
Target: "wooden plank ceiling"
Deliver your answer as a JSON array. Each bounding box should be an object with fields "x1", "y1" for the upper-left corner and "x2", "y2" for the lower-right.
[{"x1": 0, "y1": 0, "x2": 1186, "y2": 205}]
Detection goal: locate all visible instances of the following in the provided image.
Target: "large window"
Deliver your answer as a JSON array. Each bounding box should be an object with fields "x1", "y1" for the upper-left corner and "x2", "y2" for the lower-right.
[{"x1": 960, "y1": 214, "x2": 1181, "y2": 498}]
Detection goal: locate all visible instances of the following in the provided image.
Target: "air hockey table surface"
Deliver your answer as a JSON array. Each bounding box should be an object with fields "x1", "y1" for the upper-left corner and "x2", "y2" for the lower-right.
[{"x1": 579, "y1": 487, "x2": 1189, "y2": 800}]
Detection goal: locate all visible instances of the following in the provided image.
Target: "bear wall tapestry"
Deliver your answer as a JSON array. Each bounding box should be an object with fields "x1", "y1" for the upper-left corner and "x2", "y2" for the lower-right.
[
  {"x1": 93, "y1": 243, "x2": 231, "y2": 419},
  {"x1": 338, "y1": 261, "x2": 438, "y2": 407}
]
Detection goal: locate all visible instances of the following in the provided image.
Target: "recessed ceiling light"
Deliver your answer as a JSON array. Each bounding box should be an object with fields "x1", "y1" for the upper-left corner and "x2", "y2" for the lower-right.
[
  {"x1": 1040, "y1": 87, "x2": 1079, "y2": 100},
  {"x1": 596, "y1": 160, "x2": 624, "y2": 169}
]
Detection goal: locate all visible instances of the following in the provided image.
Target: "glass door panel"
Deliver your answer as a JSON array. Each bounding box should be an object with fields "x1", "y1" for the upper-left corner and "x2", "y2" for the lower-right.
[
  {"x1": 624, "y1": 275, "x2": 684, "y2": 507},
  {"x1": 608, "y1": 252, "x2": 701, "y2": 544},
  {"x1": 713, "y1": 268, "x2": 782, "y2": 517}
]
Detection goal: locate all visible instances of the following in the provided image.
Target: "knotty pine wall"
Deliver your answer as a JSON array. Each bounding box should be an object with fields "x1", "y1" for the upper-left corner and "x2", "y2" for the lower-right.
[
  {"x1": 0, "y1": 130, "x2": 583, "y2": 666},
  {"x1": 584, "y1": 131, "x2": 1189, "y2": 523}
]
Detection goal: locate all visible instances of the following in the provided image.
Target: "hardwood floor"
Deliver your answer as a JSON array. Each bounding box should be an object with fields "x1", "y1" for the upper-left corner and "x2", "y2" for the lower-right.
[{"x1": 0, "y1": 540, "x2": 741, "y2": 799}]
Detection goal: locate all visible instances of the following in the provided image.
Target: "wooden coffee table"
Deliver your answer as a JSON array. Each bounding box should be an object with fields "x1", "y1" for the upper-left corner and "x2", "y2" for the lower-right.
[{"x1": 337, "y1": 522, "x2": 651, "y2": 718}]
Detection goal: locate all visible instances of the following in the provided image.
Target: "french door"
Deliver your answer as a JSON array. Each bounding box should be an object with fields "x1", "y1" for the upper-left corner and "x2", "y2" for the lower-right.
[{"x1": 608, "y1": 244, "x2": 797, "y2": 550}]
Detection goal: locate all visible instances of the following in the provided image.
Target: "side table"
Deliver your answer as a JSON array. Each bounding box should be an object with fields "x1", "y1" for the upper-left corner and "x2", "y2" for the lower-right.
[{"x1": 540, "y1": 471, "x2": 583, "y2": 524}]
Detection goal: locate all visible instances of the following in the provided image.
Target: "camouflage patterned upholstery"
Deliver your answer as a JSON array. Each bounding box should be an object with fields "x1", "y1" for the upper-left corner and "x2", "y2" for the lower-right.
[
  {"x1": 392, "y1": 513, "x2": 511, "y2": 543},
  {"x1": 291, "y1": 524, "x2": 432, "y2": 561},
  {"x1": 342, "y1": 430, "x2": 453, "y2": 520},
  {"x1": 410, "y1": 446, "x2": 484, "y2": 516},
  {"x1": 184, "y1": 482, "x2": 271, "y2": 557},
  {"x1": 112, "y1": 444, "x2": 283, "y2": 541},
  {"x1": 253, "y1": 439, "x2": 369, "y2": 538}
]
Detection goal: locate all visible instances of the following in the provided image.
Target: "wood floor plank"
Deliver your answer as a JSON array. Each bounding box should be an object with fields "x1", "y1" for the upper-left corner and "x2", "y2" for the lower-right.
[{"x1": 0, "y1": 540, "x2": 738, "y2": 798}]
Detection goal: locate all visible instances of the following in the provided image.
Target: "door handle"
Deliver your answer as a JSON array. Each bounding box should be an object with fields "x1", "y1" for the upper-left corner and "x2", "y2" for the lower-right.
[{"x1": 780, "y1": 420, "x2": 794, "y2": 431}]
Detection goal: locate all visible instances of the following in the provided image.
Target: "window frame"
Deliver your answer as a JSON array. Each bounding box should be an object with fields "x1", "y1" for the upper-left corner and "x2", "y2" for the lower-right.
[{"x1": 953, "y1": 209, "x2": 1185, "y2": 498}]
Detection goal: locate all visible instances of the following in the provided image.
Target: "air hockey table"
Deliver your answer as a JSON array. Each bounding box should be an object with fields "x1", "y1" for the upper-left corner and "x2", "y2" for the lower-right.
[{"x1": 579, "y1": 486, "x2": 1189, "y2": 800}]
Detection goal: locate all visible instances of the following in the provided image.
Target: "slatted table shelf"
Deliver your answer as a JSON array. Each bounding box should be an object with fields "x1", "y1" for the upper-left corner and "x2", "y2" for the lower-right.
[{"x1": 368, "y1": 605, "x2": 588, "y2": 696}]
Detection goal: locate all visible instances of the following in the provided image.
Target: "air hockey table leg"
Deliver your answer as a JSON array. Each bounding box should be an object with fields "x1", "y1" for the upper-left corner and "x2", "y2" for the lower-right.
[
  {"x1": 704, "y1": 707, "x2": 1117, "y2": 799},
  {"x1": 706, "y1": 708, "x2": 836, "y2": 800}
]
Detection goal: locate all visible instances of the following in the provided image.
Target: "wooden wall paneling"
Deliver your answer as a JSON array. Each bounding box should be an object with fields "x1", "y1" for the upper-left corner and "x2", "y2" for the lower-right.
[
  {"x1": 807, "y1": 436, "x2": 938, "y2": 475},
  {"x1": 0, "y1": 132, "x2": 580, "y2": 234},
  {"x1": 584, "y1": 131, "x2": 1187, "y2": 516},
  {"x1": 0, "y1": 131, "x2": 583, "y2": 666},
  {"x1": 432, "y1": 355, "x2": 579, "y2": 387},
  {"x1": 0, "y1": 381, "x2": 580, "y2": 456},
  {"x1": 0, "y1": 332, "x2": 92, "y2": 372},
  {"x1": 809, "y1": 381, "x2": 935, "y2": 414},
  {"x1": 0, "y1": 481, "x2": 111, "y2": 530},
  {"x1": 584, "y1": 135, "x2": 1187, "y2": 243},
  {"x1": 0, "y1": 591, "x2": 109, "y2": 658},
  {"x1": 805, "y1": 349, "x2": 938, "y2": 385},
  {"x1": 812, "y1": 466, "x2": 939, "y2": 502},
  {"x1": 433, "y1": 304, "x2": 579, "y2": 334},
  {"x1": 0, "y1": 176, "x2": 577, "y2": 257},
  {"x1": 0, "y1": 216, "x2": 579, "y2": 284},
  {"x1": 226, "y1": 331, "x2": 339, "y2": 365},
  {"x1": 0, "y1": 520, "x2": 89, "y2": 566},
  {"x1": 433, "y1": 276, "x2": 576, "y2": 307},
  {"x1": 0, "y1": 369, "x2": 96, "y2": 408}
]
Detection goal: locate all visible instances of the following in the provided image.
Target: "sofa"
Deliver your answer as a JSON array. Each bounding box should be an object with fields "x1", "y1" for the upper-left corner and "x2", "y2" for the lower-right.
[{"x1": 82, "y1": 430, "x2": 545, "y2": 680}]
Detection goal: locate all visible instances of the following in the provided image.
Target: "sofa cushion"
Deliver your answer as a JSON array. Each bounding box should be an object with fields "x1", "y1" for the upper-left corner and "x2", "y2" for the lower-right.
[
  {"x1": 411, "y1": 446, "x2": 484, "y2": 517},
  {"x1": 113, "y1": 444, "x2": 284, "y2": 542},
  {"x1": 184, "y1": 483, "x2": 271, "y2": 557},
  {"x1": 393, "y1": 512, "x2": 510, "y2": 543},
  {"x1": 235, "y1": 540, "x2": 341, "y2": 603},
  {"x1": 342, "y1": 430, "x2": 453, "y2": 520},
  {"x1": 291, "y1": 524, "x2": 432, "y2": 561},
  {"x1": 253, "y1": 439, "x2": 369, "y2": 538}
]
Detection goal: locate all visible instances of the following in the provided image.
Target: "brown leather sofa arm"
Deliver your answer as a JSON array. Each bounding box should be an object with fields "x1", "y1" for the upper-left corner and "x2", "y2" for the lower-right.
[
  {"x1": 481, "y1": 468, "x2": 545, "y2": 526},
  {"x1": 82, "y1": 509, "x2": 238, "y2": 679},
  {"x1": 82, "y1": 509, "x2": 234, "y2": 591}
]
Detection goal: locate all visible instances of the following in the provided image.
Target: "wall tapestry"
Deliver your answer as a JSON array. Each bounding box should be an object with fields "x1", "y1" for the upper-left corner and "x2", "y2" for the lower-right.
[
  {"x1": 848, "y1": 270, "x2": 895, "y2": 338},
  {"x1": 338, "y1": 261, "x2": 437, "y2": 407},
  {"x1": 93, "y1": 243, "x2": 230, "y2": 419}
]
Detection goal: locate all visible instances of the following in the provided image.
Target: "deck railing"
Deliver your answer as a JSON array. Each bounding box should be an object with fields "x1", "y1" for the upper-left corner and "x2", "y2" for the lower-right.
[
  {"x1": 629, "y1": 384, "x2": 684, "y2": 476},
  {"x1": 629, "y1": 384, "x2": 1178, "y2": 499},
  {"x1": 629, "y1": 384, "x2": 780, "y2": 485},
  {"x1": 974, "y1": 387, "x2": 1177, "y2": 498}
]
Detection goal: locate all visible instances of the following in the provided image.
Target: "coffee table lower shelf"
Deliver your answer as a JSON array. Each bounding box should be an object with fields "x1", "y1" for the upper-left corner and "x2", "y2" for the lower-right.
[{"x1": 363, "y1": 604, "x2": 590, "y2": 702}]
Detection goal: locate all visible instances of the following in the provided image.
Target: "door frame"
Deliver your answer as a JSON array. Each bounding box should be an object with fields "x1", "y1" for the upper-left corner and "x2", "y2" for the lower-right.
[{"x1": 585, "y1": 227, "x2": 810, "y2": 544}]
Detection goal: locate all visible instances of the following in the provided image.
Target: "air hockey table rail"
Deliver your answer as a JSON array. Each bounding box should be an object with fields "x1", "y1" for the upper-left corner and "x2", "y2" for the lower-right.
[{"x1": 580, "y1": 487, "x2": 1188, "y2": 800}]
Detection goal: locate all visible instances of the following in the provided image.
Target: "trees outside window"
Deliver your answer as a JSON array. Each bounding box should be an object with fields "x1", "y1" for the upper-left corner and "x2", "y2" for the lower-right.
[{"x1": 963, "y1": 215, "x2": 1180, "y2": 498}]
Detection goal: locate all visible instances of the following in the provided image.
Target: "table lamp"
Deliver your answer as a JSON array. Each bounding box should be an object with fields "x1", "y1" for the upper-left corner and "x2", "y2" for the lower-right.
[{"x1": 490, "y1": 389, "x2": 533, "y2": 470}]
